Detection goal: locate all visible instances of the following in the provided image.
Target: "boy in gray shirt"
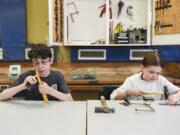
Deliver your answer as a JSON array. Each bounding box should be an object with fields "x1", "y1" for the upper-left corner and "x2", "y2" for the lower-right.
[{"x1": 0, "y1": 44, "x2": 73, "y2": 101}]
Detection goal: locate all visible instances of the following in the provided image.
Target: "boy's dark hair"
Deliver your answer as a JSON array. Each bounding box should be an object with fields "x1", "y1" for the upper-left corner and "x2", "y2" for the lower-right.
[
  {"x1": 142, "y1": 52, "x2": 164, "y2": 68},
  {"x1": 28, "y1": 44, "x2": 52, "y2": 60}
]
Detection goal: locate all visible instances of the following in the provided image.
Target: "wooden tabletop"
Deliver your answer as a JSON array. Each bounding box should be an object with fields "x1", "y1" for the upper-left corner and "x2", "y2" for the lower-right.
[{"x1": 0, "y1": 62, "x2": 179, "y2": 87}]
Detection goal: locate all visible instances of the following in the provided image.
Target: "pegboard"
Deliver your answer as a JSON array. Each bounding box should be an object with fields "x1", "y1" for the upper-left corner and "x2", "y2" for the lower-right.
[
  {"x1": 155, "y1": 0, "x2": 180, "y2": 35},
  {"x1": 64, "y1": 0, "x2": 106, "y2": 45}
]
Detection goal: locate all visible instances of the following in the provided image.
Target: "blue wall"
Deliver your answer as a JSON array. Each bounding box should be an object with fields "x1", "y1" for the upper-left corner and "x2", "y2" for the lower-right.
[{"x1": 71, "y1": 45, "x2": 180, "y2": 62}]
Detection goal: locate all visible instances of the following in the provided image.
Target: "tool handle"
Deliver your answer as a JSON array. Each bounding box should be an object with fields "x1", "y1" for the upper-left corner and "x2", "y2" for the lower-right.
[
  {"x1": 143, "y1": 91, "x2": 163, "y2": 95},
  {"x1": 35, "y1": 70, "x2": 48, "y2": 103},
  {"x1": 100, "y1": 96, "x2": 107, "y2": 107},
  {"x1": 70, "y1": 14, "x2": 74, "y2": 23}
]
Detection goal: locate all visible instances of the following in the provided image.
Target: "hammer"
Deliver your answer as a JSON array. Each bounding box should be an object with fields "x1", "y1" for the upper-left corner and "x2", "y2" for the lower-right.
[{"x1": 95, "y1": 96, "x2": 115, "y2": 113}]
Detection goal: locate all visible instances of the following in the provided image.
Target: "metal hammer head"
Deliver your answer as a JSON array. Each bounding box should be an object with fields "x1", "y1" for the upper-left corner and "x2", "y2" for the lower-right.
[{"x1": 95, "y1": 107, "x2": 115, "y2": 113}]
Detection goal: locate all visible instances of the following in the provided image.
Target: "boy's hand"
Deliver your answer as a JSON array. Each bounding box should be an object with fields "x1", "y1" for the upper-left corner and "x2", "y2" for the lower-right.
[
  {"x1": 23, "y1": 75, "x2": 37, "y2": 88},
  {"x1": 38, "y1": 82, "x2": 51, "y2": 95}
]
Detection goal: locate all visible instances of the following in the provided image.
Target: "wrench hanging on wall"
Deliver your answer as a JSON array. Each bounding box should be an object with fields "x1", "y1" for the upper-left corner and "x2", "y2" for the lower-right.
[{"x1": 118, "y1": 0, "x2": 124, "y2": 16}]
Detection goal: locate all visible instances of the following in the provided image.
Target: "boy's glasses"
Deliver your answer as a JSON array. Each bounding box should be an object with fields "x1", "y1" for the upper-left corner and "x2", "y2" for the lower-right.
[{"x1": 32, "y1": 59, "x2": 50, "y2": 66}]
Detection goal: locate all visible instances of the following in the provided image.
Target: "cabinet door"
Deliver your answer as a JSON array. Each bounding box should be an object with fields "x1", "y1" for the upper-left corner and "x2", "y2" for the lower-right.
[
  {"x1": 110, "y1": 0, "x2": 151, "y2": 46},
  {"x1": 0, "y1": 0, "x2": 26, "y2": 60},
  {"x1": 64, "y1": 0, "x2": 107, "y2": 46},
  {"x1": 0, "y1": 0, "x2": 26, "y2": 46}
]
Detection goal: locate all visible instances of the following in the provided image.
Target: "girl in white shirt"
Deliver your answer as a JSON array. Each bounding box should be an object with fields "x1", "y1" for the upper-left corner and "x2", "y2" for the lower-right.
[{"x1": 110, "y1": 53, "x2": 180, "y2": 105}]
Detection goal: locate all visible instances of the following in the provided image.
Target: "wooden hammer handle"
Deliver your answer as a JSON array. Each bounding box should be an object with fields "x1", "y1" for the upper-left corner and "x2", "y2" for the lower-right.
[
  {"x1": 35, "y1": 70, "x2": 48, "y2": 103},
  {"x1": 143, "y1": 91, "x2": 163, "y2": 95},
  {"x1": 100, "y1": 96, "x2": 107, "y2": 108}
]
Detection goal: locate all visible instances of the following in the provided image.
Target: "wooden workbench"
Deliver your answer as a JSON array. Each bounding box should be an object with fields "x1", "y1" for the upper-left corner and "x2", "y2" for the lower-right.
[{"x1": 0, "y1": 62, "x2": 179, "y2": 100}]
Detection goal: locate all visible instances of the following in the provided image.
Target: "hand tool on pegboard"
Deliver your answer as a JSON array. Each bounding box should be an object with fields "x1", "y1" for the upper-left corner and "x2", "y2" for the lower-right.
[
  {"x1": 126, "y1": 5, "x2": 133, "y2": 20},
  {"x1": 162, "y1": 0, "x2": 165, "y2": 15},
  {"x1": 155, "y1": 20, "x2": 162, "y2": 32},
  {"x1": 118, "y1": 0, "x2": 124, "y2": 16},
  {"x1": 155, "y1": 0, "x2": 159, "y2": 17},
  {"x1": 99, "y1": 0, "x2": 112, "y2": 19},
  {"x1": 67, "y1": 2, "x2": 79, "y2": 23}
]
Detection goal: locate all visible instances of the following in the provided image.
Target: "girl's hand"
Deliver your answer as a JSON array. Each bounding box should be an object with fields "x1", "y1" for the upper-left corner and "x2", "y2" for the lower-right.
[
  {"x1": 128, "y1": 89, "x2": 144, "y2": 96},
  {"x1": 168, "y1": 94, "x2": 179, "y2": 105}
]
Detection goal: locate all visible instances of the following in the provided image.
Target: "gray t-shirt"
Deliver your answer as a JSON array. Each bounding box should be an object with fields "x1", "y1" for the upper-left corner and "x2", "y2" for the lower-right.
[{"x1": 10, "y1": 70, "x2": 70, "y2": 101}]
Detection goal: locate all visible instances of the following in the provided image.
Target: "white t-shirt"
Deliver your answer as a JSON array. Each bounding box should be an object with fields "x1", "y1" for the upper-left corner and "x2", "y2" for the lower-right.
[{"x1": 110, "y1": 72, "x2": 180, "y2": 100}]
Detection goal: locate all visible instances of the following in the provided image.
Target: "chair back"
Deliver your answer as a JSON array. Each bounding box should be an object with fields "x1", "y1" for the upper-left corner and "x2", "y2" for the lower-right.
[{"x1": 99, "y1": 85, "x2": 119, "y2": 100}]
